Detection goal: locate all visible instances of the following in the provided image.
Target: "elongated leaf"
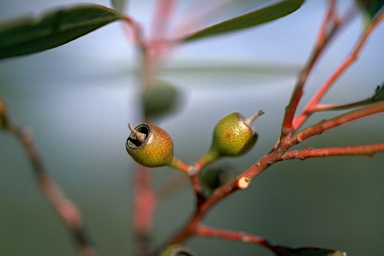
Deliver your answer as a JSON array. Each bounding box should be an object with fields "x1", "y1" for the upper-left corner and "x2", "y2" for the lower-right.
[
  {"x1": 0, "y1": 5, "x2": 123, "y2": 60},
  {"x1": 273, "y1": 246, "x2": 346, "y2": 256},
  {"x1": 355, "y1": 0, "x2": 384, "y2": 22},
  {"x1": 111, "y1": 0, "x2": 128, "y2": 13},
  {"x1": 372, "y1": 83, "x2": 384, "y2": 102},
  {"x1": 182, "y1": 0, "x2": 304, "y2": 42}
]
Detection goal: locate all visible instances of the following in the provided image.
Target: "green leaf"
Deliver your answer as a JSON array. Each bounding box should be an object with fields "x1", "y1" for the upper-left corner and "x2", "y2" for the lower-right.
[
  {"x1": 0, "y1": 5, "x2": 123, "y2": 60},
  {"x1": 372, "y1": 83, "x2": 384, "y2": 102},
  {"x1": 272, "y1": 246, "x2": 346, "y2": 256},
  {"x1": 111, "y1": 0, "x2": 128, "y2": 13},
  {"x1": 182, "y1": 0, "x2": 304, "y2": 42},
  {"x1": 355, "y1": 0, "x2": 384, "y2": 22}
]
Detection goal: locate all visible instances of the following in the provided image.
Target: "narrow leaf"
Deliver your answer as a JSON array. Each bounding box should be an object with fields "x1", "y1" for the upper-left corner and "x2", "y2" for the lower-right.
[
  {"x1": 372, "y1": 83, "x2": 384, "y2": 102},
  {"x1": 182, "y1": 0, "x2": 304, "y2": 42},
  {"x1": 273, "y1": 246, "x2": 346, "y2": 256},
  {"x1": 111, "y1": 0, "x2": 128, "y2": 13},
  {"x1": 355, "y1": 0, "x2": 384, "y2": 22},
  {"x1": 0, "y1": 5, "x2": 123, "y2": 60}
]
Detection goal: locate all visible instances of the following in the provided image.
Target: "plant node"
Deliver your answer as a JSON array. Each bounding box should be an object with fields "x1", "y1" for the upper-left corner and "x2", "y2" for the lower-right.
[{"x1": 238, "y1": 176, "x2": 251, "y2": 189}]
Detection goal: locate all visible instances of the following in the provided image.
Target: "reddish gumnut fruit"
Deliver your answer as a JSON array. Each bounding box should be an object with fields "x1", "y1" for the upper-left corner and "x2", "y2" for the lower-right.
[{"x1": 198, "y1": 110, "x2": 264, "y2": 167}]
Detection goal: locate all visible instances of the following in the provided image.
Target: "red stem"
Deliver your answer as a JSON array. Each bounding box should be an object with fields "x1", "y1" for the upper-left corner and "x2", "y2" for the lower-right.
[
  {"x1": 283, "y1": 144, "x2": 384, "y2": 160},
  {"x1": 149, "y1": 0, "x2": 176, "y2": 62},
  {"x1": 5, "y1": 121, "x2": 97, "y2": 256},
  {"x1": 171, "y1": 138, "x2": 384, "y2": 244},
  {"x1": 291, "y1": 101, "x2": 384, "y2": 146},
  {"x1": 280, "y1": 0, "x2": 340, "y2": 142},
  {"x1": 121, "y1": 15, "x2": 158, "y2": 255},
  {"x1": 133, "y1": 165, "x2": 155, "y2": 255},
  {"x1": 195, "y1": 225, "x2": 274, "y2": 250},
  {"x1": 292, "y1": 11, "x2": 384, "y2": 131}
]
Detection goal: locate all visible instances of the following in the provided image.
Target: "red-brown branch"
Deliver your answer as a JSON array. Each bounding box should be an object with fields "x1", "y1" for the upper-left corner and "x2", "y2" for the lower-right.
[
  {"x1": 133, "y1": 165, "x2": 155, "y2": 255},
  {"x1": 150, "y1": 0, "x2": 176, "y2": 62},
  {"x1": 3, "y1": 120, "x2": 97, "y2": 256},
  {"x1": 291, "y1": 101, "x2": 384, "y2": 146},
  {"x1": 280, "y1": 0, "x2": 340, "y2": 143},
  {"x1": 169, "y1": 139, "x2": 384, "y2": 245},
  {"x1": 283, "y1": 144, "x2": 384, "y2": 160},
  {"x1": 195, "y1": 225, "x2": 274, "y2": 250},
  {"x1": 292, "y1": 11, "x2": 384, "y2": 131}
]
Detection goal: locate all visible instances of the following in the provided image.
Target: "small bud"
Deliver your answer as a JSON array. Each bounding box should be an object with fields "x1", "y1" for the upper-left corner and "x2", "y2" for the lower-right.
[
  {"x1": 201, "y1": 164, "x2": 237, "y2": 193},
  {"x1": 142, "y1": 81, "x2": 179, "y2": 119},
  {"x1": 126, "y1": 123, "x2": 174, "y2": 167},
  {"x1": 160, "y1": 244, "x2": 196, "y2": 256}
]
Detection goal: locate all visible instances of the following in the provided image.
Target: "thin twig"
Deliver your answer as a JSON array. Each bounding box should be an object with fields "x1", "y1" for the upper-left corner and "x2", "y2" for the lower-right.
[
  {"x1": 195, "y1": 225, "x2": 275, "y2": 251},
  {"x1": 1, "y1": 113, "x2": 97, "y2": 256},
  {"x1": 311, "y1": 98, "x2": 372, "y2": 112},
  {"x1": 149, "y1": 0, "x2": 176, "y2": 63},
  {"x1": 280, "y1": 0, "x2": 341, "y2": 143},
  {"x1": 291, "y1": 101, "x2": 384, "y2": 146},
  {"x1": 292, "y1": 11, "x2": 384, "y2": 131},
  {"x1": 283, "y1": 143, "x2": 384, "y2": 160},
  {"x1": 168, "y1": 129, "x2": 384, "y2": 247},
  {"x1": 133, "y1": 165, "x2": 155, "y2": 256}
]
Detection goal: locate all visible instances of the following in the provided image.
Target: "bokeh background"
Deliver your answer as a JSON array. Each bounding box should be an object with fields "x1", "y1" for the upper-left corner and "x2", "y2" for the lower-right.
[{"x1": 1, "y1": 1, "x2": 384, "y2": 255}]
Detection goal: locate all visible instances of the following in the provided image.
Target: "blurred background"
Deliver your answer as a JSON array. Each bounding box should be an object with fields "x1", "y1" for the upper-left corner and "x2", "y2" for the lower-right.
[{"x1": 0, "y1": 0, "x2": 384, "y2": 255}]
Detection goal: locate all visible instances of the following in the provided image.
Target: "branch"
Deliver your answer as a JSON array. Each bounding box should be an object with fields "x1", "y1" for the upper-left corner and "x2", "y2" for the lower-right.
[
  {"x1": 292, "y1": 11, "x2": 384, "y2": 131},
  {"x1": 123, "y1": 13, "x2": 158, "y2": 256},
  {"x1": 291, "y1": 101, "x2": 384, "y2": 146},
  {"x1": 196, "y1": 225, "x2": 347, "y2": 255},
  {"x1": 280, "y1": 0, "x2": 342, "y2": 142},
  {"x1": 195, "y1": 225, "x2": 275, "y2": 251},
  {"x1": 1, "y1": 112, "x2": 97, "y2": 256},
  {"x1": 168, "y1": 153, "x2": 277, "y2": 244},
  {"x1": 168, "y1": 138, "x2": 384, "y2": 246},
  {"x1": 149, "y1": 0, "x2": 176, "y2": 62},
  {"x1": 283, "y1": 143, "x2": 384, "y2": 160},
  {"x1": 311, "y1": 98, "x2": 371, "y2": 112},
  {"x1": 133, "y1": 165, "x2": 155, "y2": 255}
]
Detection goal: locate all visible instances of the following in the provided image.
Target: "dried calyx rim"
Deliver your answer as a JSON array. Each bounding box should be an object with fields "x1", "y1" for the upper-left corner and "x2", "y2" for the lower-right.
[{"x1": 126, "y1": 124, "x2": 150, "y2": 149}]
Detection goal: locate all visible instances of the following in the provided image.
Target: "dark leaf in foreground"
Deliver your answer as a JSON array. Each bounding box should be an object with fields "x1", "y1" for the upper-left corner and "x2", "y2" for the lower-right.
[
  {"x1": 0, "y1": 5, "x2": 122, "y2": 59},
  {"x1": 355, "y1": 0, "x2": 384, "y2": 23}
]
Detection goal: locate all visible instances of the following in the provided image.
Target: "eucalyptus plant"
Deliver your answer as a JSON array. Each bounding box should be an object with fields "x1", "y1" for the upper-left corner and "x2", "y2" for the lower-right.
[{"x1": 1, "y1": 1, "x2": 384, "y2": 256}]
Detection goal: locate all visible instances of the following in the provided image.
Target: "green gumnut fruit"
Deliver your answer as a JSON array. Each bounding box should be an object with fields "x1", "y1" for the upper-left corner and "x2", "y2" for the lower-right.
[
  {"x1": 160, "y1": 244, "x2": 195, "y2": 256},
  {"x1": 142, "y1": 81, "x2": 178, "y2": 119},
  {"x1": 126, "y1": 123, "x2": 174, "y2": 167},
  {"x1": 201, "y1": 164, "x2": 237, "y2": 193},
  {"x1": 210, "y1": 111, "x2": 263, "y2": 157}
]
